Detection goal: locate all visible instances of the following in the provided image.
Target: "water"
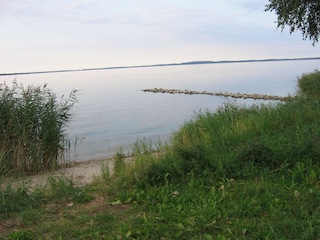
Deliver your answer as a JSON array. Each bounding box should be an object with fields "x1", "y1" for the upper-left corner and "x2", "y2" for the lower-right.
[{"x1": 1, "y1": 60, "x2": 319, "y2": 161}]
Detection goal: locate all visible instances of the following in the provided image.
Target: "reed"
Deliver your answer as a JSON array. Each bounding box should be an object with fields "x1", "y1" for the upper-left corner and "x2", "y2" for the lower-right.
[{"x1": 0, "y1": 81, "x2": 78, "y2": 175}]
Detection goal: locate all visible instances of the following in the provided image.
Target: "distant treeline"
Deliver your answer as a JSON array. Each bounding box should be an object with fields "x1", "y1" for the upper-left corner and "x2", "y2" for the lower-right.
[{"x1": 1, "y1": 57, "x2": 320, "y2": 76}]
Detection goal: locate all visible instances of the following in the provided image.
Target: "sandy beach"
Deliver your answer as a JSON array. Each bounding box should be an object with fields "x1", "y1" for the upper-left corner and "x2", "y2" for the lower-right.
[{"x1": 1, "y1": 157, "x2": 116, "y2": 189}]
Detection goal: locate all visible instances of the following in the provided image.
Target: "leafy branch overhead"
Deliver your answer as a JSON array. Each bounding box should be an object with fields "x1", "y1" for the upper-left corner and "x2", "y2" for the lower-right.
[{"x1": 265, "y1": 0, "x2": 320, "y2": 45}]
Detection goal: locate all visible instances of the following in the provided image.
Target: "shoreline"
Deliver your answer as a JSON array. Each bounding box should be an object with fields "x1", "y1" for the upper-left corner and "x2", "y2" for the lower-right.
[
  {"x1": 1, "y1": 57, "x2": 319, "y2": 76},
  {"x1": 1, "y1": 157, "x2": 116, "y2": 189}
]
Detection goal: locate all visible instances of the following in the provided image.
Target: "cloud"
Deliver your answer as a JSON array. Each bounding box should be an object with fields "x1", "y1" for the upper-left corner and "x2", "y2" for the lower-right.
[
  {"x1": 1, "y1": 0, "x2": 317, "y2": 73},
  {"x1": 236, "y1": 0, "x2": 266, "y2": 11},
  {"x1": 0, "y1": 0, "x2": 103, "y2": 25},
  {"x1": 1, "y1": 0, "x2": 272, "y2": 36}
]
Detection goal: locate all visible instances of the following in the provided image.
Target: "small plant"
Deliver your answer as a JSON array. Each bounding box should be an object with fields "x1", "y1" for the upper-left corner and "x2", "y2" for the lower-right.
[
  {"x1": 100, "y1": 162, "x2": 110, "y2": 181},
  {"x1": 46, "y1": 176, "x2": 93, "y2": 203},
  {"x1": 113, "y1": 149, "x2": 126, "y2": 175},
  {"x1": 0, "y1": 151, "x2": 8, "y2": 176},
  {"x1": 7, "y1": 229, "x2": 33, "y2": 240}
]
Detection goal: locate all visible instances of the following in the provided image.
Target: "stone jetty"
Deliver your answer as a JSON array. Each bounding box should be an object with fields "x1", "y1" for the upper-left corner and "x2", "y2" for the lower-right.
[{"x1": 142, "y1": 88, "x2": 293, "y2": 101}]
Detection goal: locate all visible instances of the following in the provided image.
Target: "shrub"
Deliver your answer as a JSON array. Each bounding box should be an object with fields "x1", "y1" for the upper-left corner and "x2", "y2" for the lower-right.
[
  {"x1": 297, "y1": 70, "x2": 320, "y2": 98},
  {"x1": 0, "y1": 81, "x2": 78, "y2": 175}
]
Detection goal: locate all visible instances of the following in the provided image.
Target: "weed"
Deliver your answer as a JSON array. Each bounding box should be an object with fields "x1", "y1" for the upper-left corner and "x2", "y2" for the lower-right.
[
  {"x1": 113, "y1": 149, "x2": 126, "y2": 176},
  {"x1": 100, "y1": 162, "x2": 110, "y2": 181},
  {"x1": 46, "y1": 176, "x2": 93, "y2": 203},
  {"x1": 6, "y1": 229, "x2": 33, "y2": 240}
]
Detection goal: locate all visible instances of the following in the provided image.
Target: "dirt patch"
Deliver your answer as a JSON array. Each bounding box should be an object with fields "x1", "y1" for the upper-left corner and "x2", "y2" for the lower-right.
[{"x1": 1, "y1": 158, "x2": 115, "y2": 189}]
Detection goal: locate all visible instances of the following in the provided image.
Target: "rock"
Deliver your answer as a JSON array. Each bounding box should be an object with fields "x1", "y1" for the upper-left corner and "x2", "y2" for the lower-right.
[{"x1": 141, "y1": 88, "x2": 292, "y2": 101}]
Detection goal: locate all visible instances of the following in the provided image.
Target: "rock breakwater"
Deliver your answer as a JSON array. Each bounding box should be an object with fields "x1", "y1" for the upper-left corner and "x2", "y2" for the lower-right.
[{"x1": 142, "y1": 88, "x2": 293, "y2": 101}]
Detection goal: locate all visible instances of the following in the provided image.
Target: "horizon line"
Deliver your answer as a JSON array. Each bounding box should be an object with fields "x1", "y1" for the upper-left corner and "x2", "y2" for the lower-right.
[{"x1": 1, "y1": 56, "x2": 320, "y2": 76}]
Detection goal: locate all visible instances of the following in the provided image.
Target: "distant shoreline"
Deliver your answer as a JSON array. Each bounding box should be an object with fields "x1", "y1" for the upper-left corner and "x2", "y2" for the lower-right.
[{"x1": 1, "y1": 57, "x2": 320, "y2": 76}]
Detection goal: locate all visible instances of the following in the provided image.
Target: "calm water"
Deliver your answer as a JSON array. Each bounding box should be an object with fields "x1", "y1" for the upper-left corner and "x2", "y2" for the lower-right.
[{"x1": 1, "y1": 60, "x2": 320, "y2": 161}]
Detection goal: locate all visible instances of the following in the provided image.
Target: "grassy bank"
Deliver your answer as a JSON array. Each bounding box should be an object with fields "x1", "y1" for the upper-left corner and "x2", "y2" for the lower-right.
[{"x1": 1, "y1": 71, "x2": 320, "y2": 239}]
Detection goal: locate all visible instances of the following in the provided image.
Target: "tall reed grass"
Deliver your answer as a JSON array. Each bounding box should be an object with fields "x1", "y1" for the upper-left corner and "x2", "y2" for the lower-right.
[{"x1": 0, "y1": 81, "x2": 78, "y2": 175}]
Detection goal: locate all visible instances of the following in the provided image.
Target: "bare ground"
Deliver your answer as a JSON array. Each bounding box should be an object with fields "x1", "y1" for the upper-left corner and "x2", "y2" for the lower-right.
[{"x1": 1, "y1": 157, "x2": 117, "y2": 189}]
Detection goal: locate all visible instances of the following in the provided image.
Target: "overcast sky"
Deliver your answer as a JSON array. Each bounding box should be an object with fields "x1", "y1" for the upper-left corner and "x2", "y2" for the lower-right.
[{"x1": 0, "y1": 0, "x2": 318, "y2": 73}]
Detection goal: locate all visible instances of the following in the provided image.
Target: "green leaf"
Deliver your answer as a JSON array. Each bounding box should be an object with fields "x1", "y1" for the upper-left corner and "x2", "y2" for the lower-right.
[
  {"x1": 203, "y1": 233, "x2": 213, "y2": 240},
  {"x1": 110, "y1": 200, "x2": 122, "y2": 205}
]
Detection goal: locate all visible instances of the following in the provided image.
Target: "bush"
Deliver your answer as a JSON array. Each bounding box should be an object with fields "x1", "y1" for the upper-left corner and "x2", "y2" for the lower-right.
[
  {"x1": 0, "y1": 81, "x2": 78, "y2": 175},
  {"x1": 297, "y1": 70, "x2": 320, "y2": 98}
]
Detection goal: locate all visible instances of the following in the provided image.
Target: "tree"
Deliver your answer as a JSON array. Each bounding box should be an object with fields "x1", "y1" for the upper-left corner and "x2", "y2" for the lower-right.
[{"x1": 265, "y1": 0, "x2": 320, "y2": 45}]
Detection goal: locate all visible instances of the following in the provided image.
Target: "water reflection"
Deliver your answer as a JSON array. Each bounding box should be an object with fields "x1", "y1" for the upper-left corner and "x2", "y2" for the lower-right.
[{"x1": 1, "y1": 60, "x2": 319, "y2": 161}]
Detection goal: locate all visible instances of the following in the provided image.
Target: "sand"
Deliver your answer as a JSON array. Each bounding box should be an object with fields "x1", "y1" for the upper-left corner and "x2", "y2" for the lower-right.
[{"x1": 1, "y1": 158, "x2": 116, "y2": 189}]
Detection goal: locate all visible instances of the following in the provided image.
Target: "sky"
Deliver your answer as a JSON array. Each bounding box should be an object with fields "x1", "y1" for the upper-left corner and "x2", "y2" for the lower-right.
[{"x1": 0, "y1": 0, "x2": 319, "y2": 73}]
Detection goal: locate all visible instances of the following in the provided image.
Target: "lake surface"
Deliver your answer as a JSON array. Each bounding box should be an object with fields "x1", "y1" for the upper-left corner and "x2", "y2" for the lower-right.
[{"x1": 1, "y1": 59, "x2": 320, "y2": 161}]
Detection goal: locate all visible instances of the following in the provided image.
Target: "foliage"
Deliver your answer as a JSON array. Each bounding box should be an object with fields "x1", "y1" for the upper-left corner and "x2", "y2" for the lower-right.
[
  {"x1": 6, "y1": 230, "x2": 33, "y2": 240},
  {"x1": 0, "y1": 81, "x2": 78, "y2": 175},
  {"x1": 297, "y1": 70, "x2": 320, "y2": 97},
  {"x1": 265, "y1": 0, "x2": 320, "y2": 44}
]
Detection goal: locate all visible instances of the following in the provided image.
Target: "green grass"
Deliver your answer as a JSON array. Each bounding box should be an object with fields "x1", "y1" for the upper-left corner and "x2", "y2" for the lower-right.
[
  {"x1": 1, "y1": 70, "x2": 320, "y2": 239},
  {"x1": 0, "y1": 81, "x2": 78, "y2": 175}
]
